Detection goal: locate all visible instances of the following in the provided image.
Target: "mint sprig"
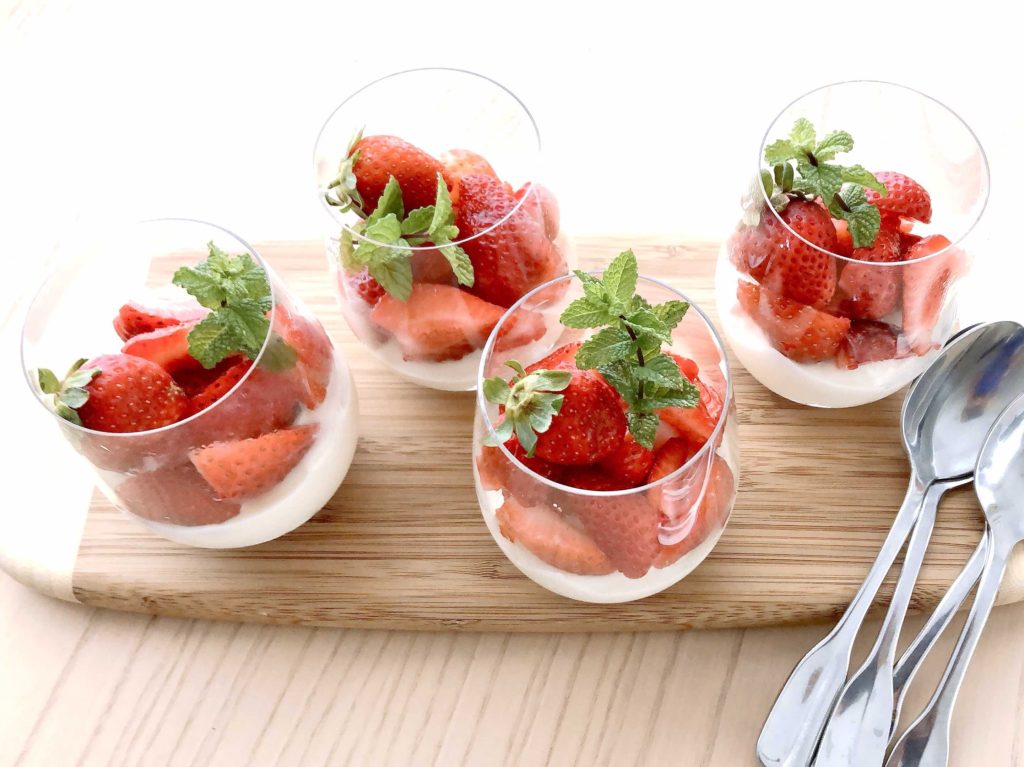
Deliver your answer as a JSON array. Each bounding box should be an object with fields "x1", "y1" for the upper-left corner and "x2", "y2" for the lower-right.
[
  {"x1": 559, "y1": 249, "x2": 698, "y2": 449},
  {"x1": 172, "y1": 242, "x2": 273, "y2": 369},
  {"x1": 345, "y1": 173, "x2": 474, "y2": 301},
  {"x1": 37, "y1": 357, "x2": 101, "y2": 426},
  {"x1": 482, "y1": 361, "x2": 573, "y2": 457},
  {"x1": 757, "y1": 119, "x2": 887, "y2": 248}
]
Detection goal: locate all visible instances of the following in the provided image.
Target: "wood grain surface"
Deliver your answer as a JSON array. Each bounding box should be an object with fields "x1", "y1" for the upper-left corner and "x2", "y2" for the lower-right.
[{"x1": 64, "y1": 238, "x2": 1023, "y2": 631}]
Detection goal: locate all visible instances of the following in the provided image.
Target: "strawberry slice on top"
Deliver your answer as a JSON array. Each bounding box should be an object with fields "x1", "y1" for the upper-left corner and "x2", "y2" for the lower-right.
[
  {"x1": 113, "y1": 298, "x2": 209, "y2": 341},
  {"x1": 865, "y1": 171, "x2": 932, "y2": 224}
]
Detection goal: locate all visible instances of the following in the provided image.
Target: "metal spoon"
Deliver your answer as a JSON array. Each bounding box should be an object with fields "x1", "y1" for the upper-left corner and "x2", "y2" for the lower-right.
[
  {"x1": 814, "y1": 323, "x2": 1024, "y2": 765},
  {"x1": 757, "y1": 321, "x2": 1021, "y2": 767},
  {"x1": 886, "y1": 392, "x2": 1024, "y2": 767}
]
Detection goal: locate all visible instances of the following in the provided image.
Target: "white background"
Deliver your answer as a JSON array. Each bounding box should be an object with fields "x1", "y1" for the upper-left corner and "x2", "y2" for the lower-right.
[{"x1": 1, "y1": 0, "x2": 1021, "y2": 530}]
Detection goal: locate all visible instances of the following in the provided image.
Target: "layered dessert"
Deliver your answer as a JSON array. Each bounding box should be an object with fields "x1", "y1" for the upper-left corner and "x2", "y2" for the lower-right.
[
  {"x1": 473, "y1": 250, "x2": 738, "y2": 602},
  {"x1": 719, "y1": 117, "x2": 967, "y2": 407},
  {"x1": 34, "y1": 242, "x2": 356, "y2": 547},
  {"x1": 323, "y1": 132, "x2": 567, "y2": 390}
]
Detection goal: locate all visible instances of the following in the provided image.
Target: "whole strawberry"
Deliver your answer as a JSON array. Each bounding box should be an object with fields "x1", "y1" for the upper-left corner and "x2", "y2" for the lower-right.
[
  {"x1": 454, "y1": 173, "x2": 566, "y2": 307},
  {"x1": 759, "y1": 198, "x2": 839, "y2": 306},
  {"x1": 865, "y1": 171, "x2": 932, "y2": 223},
  {"x1": 835, "y1": 227, "x2": 903, "y2": 320},
  {"x1": 38, "y1": 353, "x2": 189, "y2": 432},
  {"x1": 349, "y1": 135, "x2": 445, "y2": 214}
]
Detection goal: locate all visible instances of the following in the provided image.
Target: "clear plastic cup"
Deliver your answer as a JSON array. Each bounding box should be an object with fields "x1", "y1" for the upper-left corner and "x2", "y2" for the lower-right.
[{"x1": 21, "y1": 219, "x2": 358, "y2": 547}]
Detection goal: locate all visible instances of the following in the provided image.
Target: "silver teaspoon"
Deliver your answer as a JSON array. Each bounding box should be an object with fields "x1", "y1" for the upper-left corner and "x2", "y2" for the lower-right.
[
  {"x1": 815, "y1": 321, "x2": 1024, "y2": 766},
  {"x1": 756, "y1": 322, "x2": 1012, "y2": 767},
  {"x1": 886, "y1": 392, "x2": 1024, "y2": 767}
]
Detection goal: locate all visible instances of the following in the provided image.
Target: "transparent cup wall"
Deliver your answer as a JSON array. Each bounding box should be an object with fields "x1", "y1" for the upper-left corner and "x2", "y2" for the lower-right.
[
  {"x1": 716, "y1": 81, "x2": 989, "y2": 408},
  {"x1": 21, "y1": 219, "x2": 357, "y2": 548},
  {"x1": 313, "y1": 68, "x2": 570, "y2": 391},
  {"x1": 472, "y1": 273, "x2": 739, "y2": 603}
]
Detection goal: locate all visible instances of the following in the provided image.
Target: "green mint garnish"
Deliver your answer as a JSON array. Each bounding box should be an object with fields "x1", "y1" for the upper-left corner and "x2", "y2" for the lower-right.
[
  {"x1": 482, "y1": 361, "x2": 573, "y2": 457},
  {"x1": 558, "y1": 249, "x2": 699, "y2": 449},
  {"x1": 754, "y1": 119, "x2": 888, "y2": 248},
  {"x1": 172, "y1": 242, "x2": 273, "y2": 369},
  {"x1": 37, "y1": 357, "x2": 101, "y2": 426},
  {"x1": 344, "y1": 173, "x2": 474, "y2": 301}
]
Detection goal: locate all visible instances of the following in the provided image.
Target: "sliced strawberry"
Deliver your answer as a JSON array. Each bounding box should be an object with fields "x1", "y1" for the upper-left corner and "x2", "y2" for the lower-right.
[
  {"x1": 495, "y1": 497, "x2": 613, "y2": 576},
  {"x1": 899, "y1": 230, "x2": 923, "y2": 256},
  {"x1": 560, "y1": 466, "x2": 636, "y2": 492},
  {"x1": 173, "y1": 356, "x2": 244, "y2": 398},
  {"x1": 865, "y1": 171, "x2": 932, "y2": 223},
  {"x1": 117, "y1": 462, "x2": 241, "y2": 526},
  {"x1": 344, "y1": 268, "x2": 386, "y2": 307},
  {"x1": 75, "y1": 354, "x2": 189, "y2": 433},
  {"x1": 410, "y1": 247, "x2": 456, "y2": 285},
  {"x1": 653, "y1": 457, "x2": 735, "y2": 568},
  {"x1": 832, "y1": 218, "x2": 854, "y2": 258},
  {"x1": 530, "y1": 369, "x2": 626, "y2": 466},
  {"x1": 525, "y1": 342, "x2": 582, "y2": 373},
  {"x1": 122, "y1": 323, "x2": 201, "y2": 376},
  {"x1": 514, "y1": 182, "x2": 560, "y2": 240},
  {"x1": 453, "y1": 174, "x2": 566, "y2": 308},
  {"x1": 352, "y1": 135, "x2": 446, "y2": 213},
  {"x1": 598, "y1": 432, "x2": 655, "y2": 487},
  {"x1": 189, "y1": 424, "x2": 318, "y2": 500},
  {"x1": 184, "y1": 366, "x2": 300, "y2": 446},
  {"x1": 646, "y1": 436, "x2": 701, "y2": 511},
  {"x1": 188, "y1": 358, "x2": 254, "y2": 414},
  {"x1": 440, "y1": 148, "x2": 499, "y2": 196},
  {"x1": 902, "y1": 235, "x2": 964, "y2": 354},
  {"x1": 369, "y1": 283, "x2": 504, "y2": 362},
  {"x1": 666, "y1": 352, "x2": 699, "y2": 381},
  {"x1": 658, "y1": 354, "x2": 722, "y2": 445},
  {"x1": 476, "y1": 437, "x2": 563, "y2": 506},
  {"x1": 565, "y1": 491, "x2": 660, "y2": 578},
  {"x1": 272, "y1": 306, "x2": 333, "y2": 408},
  {"x1": 493, "y1": 309, "x2": 545, "y2": 353},
  {"x1": 113, "y1": 299, "x2": 208, "y2": 341},
  {"x1": 836, "y1": 228, "x2": 902, "y2": 320},
  {"x1": 836, "y1": 320, "x2": 907, "y2": 370},
  {"x1": 737, "y1": 281, "x2": 851, "y2": 363}
]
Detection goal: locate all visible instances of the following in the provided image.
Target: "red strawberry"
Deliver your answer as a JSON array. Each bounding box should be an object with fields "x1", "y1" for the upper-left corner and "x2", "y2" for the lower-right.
[
  {"x1": 865, "y1": 172, "x2": 932, "y2": 223},
  {"x1": 737, "y1": 281, "x2": 851, "y2": 363},
  {"x1": 646, "y1": 436, "x2": 701, "y2": 510},
  {"x1": 351, "y1": 135, "x2": 445, "y2": 213},
  {"x1": 117, "y1": 462, "x2": 241, "y2": 526},
  {"x1": 565, "y1": 491, "x2": 660, "y2": 578},
  {"x1": 113, "y1": 299, "x2": 208, "y2": 341},
  {"x1": 902, "y1": 235, "x2": 964, "y2": 354},
  {"x1": 476, "y1": 437, "x2": 563, "y2": 506},
  {"x1": 530, "y1": 369, "x2": 626, "y2": 465},
  {"x1": 514, "y1": 182, "x2": 560, "y2": 240},
  {"x1": 598, "y1": 432, "x2": 655, "y2": 487},
  {"x1": 836, "y1": 228, "x2": 903, "y2": 320},
  {"x1": 188, "y1": 358, "x2": 254, "y2": 414},
  {"x1": 493, "y1": 309, "x2": 546, "y2": 353},
  {"x1": 666, "y1": 352, "x2": 699, "y2": 381},
  {"x1": 526, "y1": 342, "x2": 582, "y2": 373},
  {"x1": 411, "y1": 247, "x2": 456, "y2": 285},
  {"x1": 658, "y1": 355, "x2": 722, "y2": 445},
  {"x1": 837, "y1": 320, "x2": 906, "y2": 370},
  {"x1": 344, "y1": 268, "x2": 386, "y2": 306},
  {"x1": 832, "y1": 219, "x2": 854, "y2": 258},
  {"x1": 173, "y1": 356, "x2": 244, "y2": 398},
  {"x1": 440, "y1": 148, "x2": 498, "y2": 193},
  {"x1": 760, "y1": 199, "x2": 840, "y2": 305},
  {"x1": 184, "y1": 366, "x2": 300, "y2": 446},
  {"x1": 653, "y1": 457, "x2": 735, "y2": 568},
  {"x1": 369, "y1": 283, "x2": 504, "y2": 362},
  {"x1": 495, "y1": 497, "x2": 613, "y2": 576},
  {"x1": 561, "y1": 466, "x2": 636, "y2": 492},
  {"x1": 453, "y1": 174, "x2": 567, "y2": 307},
  {"x1": 122, "y1": 323, "x2": 200, "y2": 376},
  {"x1": 189, "y1": 424, "x2": 318, "y2": 499},
  {"x1": 899, "y1": 230, "x2": 923, "y2": 256},
  {"x1": 272, "y1": 306, "x2": 333, "y2": 408},
  {"x1": 75, "y1": 354, "x2": 189, "y2": 433}
]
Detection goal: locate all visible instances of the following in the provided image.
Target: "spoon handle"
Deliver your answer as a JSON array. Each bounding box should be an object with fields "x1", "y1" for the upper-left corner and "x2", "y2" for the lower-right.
[
  {"x1": 756, "y1": 475, "x2": 928, "y2": 767},
  {"x1": 885, "y1": 541, "x2": 1010, "y2": 767},
  {"x1": 889, "y1": 531, "x2": 988, "y2": 741},
  {"x1": 814, "y1": 481, "x2": 948, "y2": 767}
]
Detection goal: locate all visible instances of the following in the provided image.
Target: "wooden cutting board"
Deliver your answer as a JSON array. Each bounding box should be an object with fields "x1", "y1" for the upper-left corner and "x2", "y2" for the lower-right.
[{"x1": 8, "y1": 237, "x2": 1024, "y2": 631}]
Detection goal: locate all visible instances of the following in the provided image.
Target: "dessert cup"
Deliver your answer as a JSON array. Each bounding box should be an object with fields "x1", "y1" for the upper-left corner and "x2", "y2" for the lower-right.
[
  {"x1": 314, "y1": 67, "x2": 570, "y2": 391},
  {"x1": 717, "y1": 81, "x2": 989, "y2": 408},
  {"x1": 473, "y1": 269, "x2": 739, "y2": 603},
  {"x1": 21, "y1": 219, "x2": 358, "y2": 548}
]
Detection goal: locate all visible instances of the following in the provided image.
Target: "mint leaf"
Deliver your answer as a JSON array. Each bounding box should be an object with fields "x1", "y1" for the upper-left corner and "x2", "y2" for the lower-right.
[
  {"x1": 560, "y1": 297, "x2": 614, "y2": 328},
  {"x1": 260, "y1": 334, "x2": 299, "y2": 372},
  {"x1": 38, "y1": 368, "x2": 60, "y2": 394},
  {"x1": 789, "y1": 118, "x2": 816, "y2": 152},
  {"x1": 653, "y1": 300, "x2": 689, "y2": 330},
  {"x1": 840, "y1": 165, "x2": 887, "y2": 194},
  {"x1": 796, "y1": 162, "x2": 843, "y2": 202},
  {"x1": 401, "y1": 206, "x2": 434, "y2": 235},
  {"x1": 622, "y1": 308, "x2": 671, "y2": 344},
  {"x1": 626, "y1": 411, "x2": 659, "y2": 450},
  {"x1": 576, "y1": 327, "x2": 634, "y2": 368},
  {"x1": 338, "y1": 226, "x2": 358, "y2": 272},
  {"x1": 362, "y1": 213, "x2": 403, "y2": 247},
  {"x1": 602, "y1": 249, "x2": 638, "y2": 309},
  {"x1": 367, "y1": 176, "x2": 404, "y2": 225},
  {"x1": 575, "y1": 270, "x2": 607, "y2": 304},
  {"x1": 597, "y1": 360, "x2": 638, "y2": 407},
  {"x1": 173, "y1": 243, "x2": 270, "y2": 311},
  {"x1": 633, "y1": 354, "x2": 687, "y2": 389},
  {"x1": 369, "y1": 252, "x2": 413, "y2": 301},
  {"x1": 428, "y1": 174, "x2": 456, "y2": 238},
  {"x1": 832, "y1": 184, "x2": 882, "y2": 249},
  {"x1": 814, "y1": 130, "x2": 854, "y2": 162},
  {"x1": 187, "y1": 300, "x2": 270, "y2": 369},
  {"x1": 764, "y1": 139, "x2": 799, "y2": 165},
  {"x1": 439, "y1": 244, "x2": 474, "y2": 288}
]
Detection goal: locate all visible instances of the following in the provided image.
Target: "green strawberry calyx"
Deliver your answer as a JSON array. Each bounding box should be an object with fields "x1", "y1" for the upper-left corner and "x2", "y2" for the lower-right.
[
  {"x1": 559, "y1": 249, "x2": 699, "y2": 449},
  {"x1": 482, "y1": 362, "x2": 573, "y2": 457},
  {"x1": 324, "y1": 128, "x2": 366, "y2": 215},
  {"x1": 339, "y1": 173, "x2": 474, "y2": 301},
  {"x1": 172, "y1": 242, "x2": 285, "y2": 370},
  {"x1": 746, "y1": 118, "x2": 888, "y2": 248},
  {"x1": 37, "y1": 358, "x2": 101, "y2": 425}
]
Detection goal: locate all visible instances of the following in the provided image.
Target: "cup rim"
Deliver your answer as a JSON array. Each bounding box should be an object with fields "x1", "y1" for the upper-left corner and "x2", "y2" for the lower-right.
[
  {"x1": 20, "y1": 217, "x2": 278, "y2": 439},
  {"x1": 476, "y1": 270, "x2": 733, "y2": 497},
  {"x1": 756, "y1": 79, "x2": 991, "y2": 267},
  {"x1": 312, "y1": 66, "x2": 543, "y2": 252}
]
